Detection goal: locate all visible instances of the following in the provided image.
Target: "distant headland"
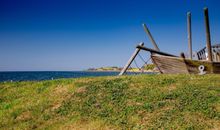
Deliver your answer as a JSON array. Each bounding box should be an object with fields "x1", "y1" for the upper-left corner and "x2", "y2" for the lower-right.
[{"x1": 87, "y1": 64, "x2": 159, "y2": 73}]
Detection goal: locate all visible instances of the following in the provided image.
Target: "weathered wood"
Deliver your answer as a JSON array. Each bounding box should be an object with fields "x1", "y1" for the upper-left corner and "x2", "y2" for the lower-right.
[
  {"x1": 119, "y1": 42, "x2": 144, "y2": 76},
  {"x1": 217, "y1": 52, "x2": 220, "y2": 62},
  {"x1": 213, "y1": 51, "x2": 217, "y2": 62},
  {"x1": 151, "y1": 55, "x2": 189, "y2": 74},
  {"x1": 204, "y1": 7, "x2": 213, "y2": 61},
  {"x1": 142, "y1": 24, "x2": 160, "y2": 51},
  {"x1": 136, "y1": 45, "x2": 177, "y2": 57},
  {"x1": 187, "y1": 12, "x2": 192, "y2": 59},
  {"x1": 151, "y1": 55, "x2": 220, "y2": 74}
]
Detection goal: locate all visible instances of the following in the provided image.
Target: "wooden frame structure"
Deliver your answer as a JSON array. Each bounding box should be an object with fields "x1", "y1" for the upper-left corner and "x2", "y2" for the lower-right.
[{"x1": 119, "y1": 7, "x2": 220, "y2": 75}]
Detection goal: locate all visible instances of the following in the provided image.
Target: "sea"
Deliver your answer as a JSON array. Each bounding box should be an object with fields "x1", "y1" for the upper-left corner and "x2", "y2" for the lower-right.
[{"x1": 0, "y1": 71, "x2": 152, "y2": 82}]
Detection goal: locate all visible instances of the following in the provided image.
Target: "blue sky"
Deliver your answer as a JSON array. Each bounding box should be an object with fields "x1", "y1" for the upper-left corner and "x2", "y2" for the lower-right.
[{"x1": 0, "y1": 0, "x2": 220, "y2": 71}]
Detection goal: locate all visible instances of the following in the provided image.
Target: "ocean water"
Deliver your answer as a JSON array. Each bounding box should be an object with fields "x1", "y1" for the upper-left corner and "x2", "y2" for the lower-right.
[{"x1": 0, "y1": 71, "x2": 149, "y2": 82}]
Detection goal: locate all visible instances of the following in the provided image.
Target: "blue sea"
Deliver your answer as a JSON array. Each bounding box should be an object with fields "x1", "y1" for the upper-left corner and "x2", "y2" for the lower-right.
[{"x1": 0, "y1": 71, "x2": 149, "y2": 82}]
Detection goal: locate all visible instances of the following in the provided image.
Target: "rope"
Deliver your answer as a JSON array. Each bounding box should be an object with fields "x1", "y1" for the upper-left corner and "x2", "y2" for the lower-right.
[
  {"x1": 138, "y1": 53, "x2": 152, "y2": 70},
  {"x1": 123, "y1": 53, "x2": 152, "y2": 75},
  {"x1": 138, "y1": 53, "x2": 151, "y2": 65},
  {"x1": 133, "y1": 59, "x2": 141, "y2": 70}
]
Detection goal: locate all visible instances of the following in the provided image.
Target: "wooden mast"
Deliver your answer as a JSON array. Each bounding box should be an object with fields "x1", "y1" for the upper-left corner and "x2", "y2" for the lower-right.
[
  {"x1": 142, "y1": 24, "x2": 160, "y2": 51},
  {"x1": 204, "y1": 7, "x2": 213, "y2": 62},
  {"x1": 187, "y1": 12, "x2": 192, "y2": 59},
  {"x1": 119, "y1": 42, "x2": 144, "y2": 76}
]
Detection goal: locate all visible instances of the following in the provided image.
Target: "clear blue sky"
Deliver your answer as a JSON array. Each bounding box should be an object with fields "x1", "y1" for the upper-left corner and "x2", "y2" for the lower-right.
[{"x1": 0, "y1": 0, "x2": 220, "y2": 71}]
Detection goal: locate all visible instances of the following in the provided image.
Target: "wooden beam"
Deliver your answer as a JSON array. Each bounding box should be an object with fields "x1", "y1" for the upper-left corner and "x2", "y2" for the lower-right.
[
  {"x1": 142, "y1": 24, "x2": 160, "y2": 51},
  {"x1": 204, "y1": 7, "x2": 213, "y2": 61},
  {"x1": 136, "y1": 45, "x2": 177, "y2": 57},
  {"x1": 217, "y1": 53, "x2": 220, "y2": 62},
  {"x1": 119, "y1": 42, "x2": 144, "y2": 76},
  {"x1": 187, "y1": 12, "x2": 192, "y2": 59}
]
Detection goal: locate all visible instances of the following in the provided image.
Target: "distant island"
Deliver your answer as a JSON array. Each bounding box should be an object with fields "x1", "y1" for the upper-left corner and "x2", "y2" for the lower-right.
[{"x1": 87, "y1": 64, "x2": 159, "y2": 72}]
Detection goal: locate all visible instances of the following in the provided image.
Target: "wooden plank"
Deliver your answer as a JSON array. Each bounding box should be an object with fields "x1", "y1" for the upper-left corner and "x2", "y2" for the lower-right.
[
  {"x1": 152, "y1": 54, "x2": 220, "y2": 74},
  {"x1": 142, "y1": 24, "x2": 160, "y2": 51},
  {"x1": 136, "y1": 45, "x2": 177, "y2": 57},
  {"x1": 151, "y1": 55, "x2": 188, "y2": 74},
  {"x1": 217, "y1": 53, "x2": 220, "y2": 62}
]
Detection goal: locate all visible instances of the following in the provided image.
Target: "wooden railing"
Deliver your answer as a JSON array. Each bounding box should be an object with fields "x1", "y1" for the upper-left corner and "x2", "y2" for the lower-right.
[{"x1": 197, "y1": 44, "x2": 220, "y2": 62}]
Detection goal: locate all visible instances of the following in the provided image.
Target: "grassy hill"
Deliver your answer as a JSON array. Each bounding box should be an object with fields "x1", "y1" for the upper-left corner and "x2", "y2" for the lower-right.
[{"x1": 0, "y1": 74, "x2": 220, "y2": 129}]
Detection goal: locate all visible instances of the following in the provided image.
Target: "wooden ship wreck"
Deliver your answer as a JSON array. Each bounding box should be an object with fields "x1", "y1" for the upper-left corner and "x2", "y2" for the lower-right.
[{"x1": 119, "y1": 8, "x2": 220, "y2": 75}]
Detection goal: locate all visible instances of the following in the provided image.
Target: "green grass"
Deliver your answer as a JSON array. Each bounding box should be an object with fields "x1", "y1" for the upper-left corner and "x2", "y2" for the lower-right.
[
  {"x1": 142, "y1": 64, "x2": 155, "y2": 70},
  {"x1": 0, "y1": 74, "x2": 220, "y2": 129}
]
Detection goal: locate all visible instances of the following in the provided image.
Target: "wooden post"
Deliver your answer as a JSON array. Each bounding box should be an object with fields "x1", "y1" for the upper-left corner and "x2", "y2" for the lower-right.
[
  {"x1": 204, "y1": 7, "x2": 213, "y2": 61},
  {"x1": 180, "y1": 52, "x2": 185, "y2": 59},
  {"x1": 217, "y1": 53, "x2": 220, "y2": 62},
  {"x1": 119, "y1": 42, "x2": 144, "y2": 76},
  {"x1": 142, "y1": 24, "x2": 160, "y2": 51},
  {"x1": 213, "y1": 51, "x2": 217, "y2": 62},
  {"x1": 187, "y1": 12, "x2": 192, "y2": 59}
]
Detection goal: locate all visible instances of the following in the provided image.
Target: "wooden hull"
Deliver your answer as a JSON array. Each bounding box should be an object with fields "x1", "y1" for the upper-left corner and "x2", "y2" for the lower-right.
[{"x1": 151, "y1": 54, "x2": 220, "y2": 74}]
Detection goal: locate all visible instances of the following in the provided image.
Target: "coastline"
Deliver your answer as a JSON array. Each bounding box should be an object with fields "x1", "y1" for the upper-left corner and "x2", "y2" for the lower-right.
[{"x1": 85, "y1": 70, "x2": 158, "y2": 73}]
